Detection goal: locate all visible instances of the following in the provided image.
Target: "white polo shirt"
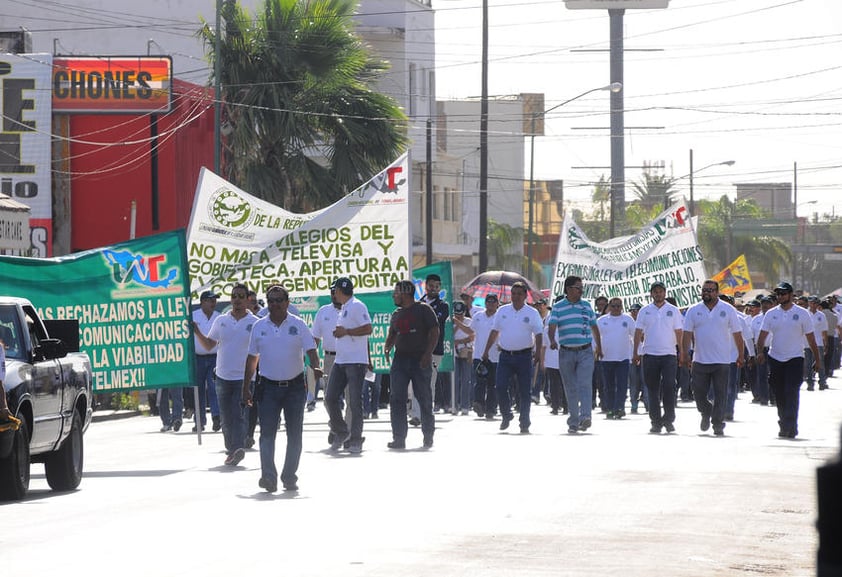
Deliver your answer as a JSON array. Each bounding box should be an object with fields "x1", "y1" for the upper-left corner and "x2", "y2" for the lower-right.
[
  {"x1": 473, "y1": 309, "x2": 500, "y2": 362},
  {"x1": 248, "y1": 314, "x2": 316, "y2": 381},
  {"x1": 808, "y1": 309, "x2": 827, "y2": 348},
  {"x1": 683, "y1": 300, "x2": 742, "y2": 364},
  {"x1": 750, "y1": 313, "x2": 764, "y2": 343},
  {"x1": 311, "y1": 303, "x2": 340, "y2": 353},
  {"x1": 542, "y1": 316, "x2": 559, "y2": 370},
  {"x1": 730, "y1": 313, "x2": 756, "y2": 361},
  {"x1": 635, "y1": 301, "x2": 682, "y2": 356},
  {"x1": 491, "y1": 303, "x2": 543, "y2": 352},
  {"x1": 207, "y1": 311, "x2": 257, "y2": 380},
  {"x1": 334, "y1": 296, "x2": 371, "y2": 364},
  {"x1": 193, "y1": 308, "x2": 219, "y2": 355},
  {"x1": 761, "y1": 305, "x2": 814, "y2": 362},
  {"x1": 597, "y1": 313, "x2": 635, "y2": 362}
]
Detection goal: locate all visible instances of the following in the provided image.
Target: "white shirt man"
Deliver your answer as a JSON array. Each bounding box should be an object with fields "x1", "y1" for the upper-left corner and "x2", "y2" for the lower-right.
[
  {"x1": 597, "y1": 298, "x2": 635, "y2": 420},
  {"x1": 309, "y1": 294, "x2": 341, "y2": 410},
  {"x1": 471, "y1": 295, "x2": 500, "y2": 419}
]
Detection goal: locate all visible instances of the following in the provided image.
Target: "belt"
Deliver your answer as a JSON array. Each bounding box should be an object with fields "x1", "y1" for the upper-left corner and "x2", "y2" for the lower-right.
[
  {"x1": 259, "y1": 374, "x2": 304, "y2": 387},
  {"x1": 324, "y1": 351, "x2": 336, "y2": 355},
  {"x1": 500, "y1": 347, "x2": 532, "y2": 355},
  {"x1": 560, "y1": 343, "x2": 591, "y2": 352}
]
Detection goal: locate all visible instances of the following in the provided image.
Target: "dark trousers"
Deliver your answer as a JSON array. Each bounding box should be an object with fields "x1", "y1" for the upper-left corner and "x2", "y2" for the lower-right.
[
  {"x1": 643, "y1": 354, "x2": 677, "y2": 427},
  {"x1": 496, "y1": 351, "x2": 533, "y2": 428},
  {"x1": 472, "y1": 359, "x2": 498, "y2": 416},
  {"x1": 769, "y1": 355, "x2": 803, "y2": 436},
  {"x1": 545, "y1": 367, "x2": 566, "y2": 412},
  {"x1": 691, "y1": 362, "x2": 729, "y2": 432}
]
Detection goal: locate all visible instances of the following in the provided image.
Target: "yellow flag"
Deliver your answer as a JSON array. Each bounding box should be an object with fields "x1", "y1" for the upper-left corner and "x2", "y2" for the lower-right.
[{"x1": 712, "y1": 255, "x2": 753, "y2": 296}]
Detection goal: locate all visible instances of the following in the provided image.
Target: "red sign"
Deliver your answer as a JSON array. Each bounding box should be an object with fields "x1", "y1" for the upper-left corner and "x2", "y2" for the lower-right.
[{"x1": 52, "y1": 56, "x2": 172, "y2": 114}]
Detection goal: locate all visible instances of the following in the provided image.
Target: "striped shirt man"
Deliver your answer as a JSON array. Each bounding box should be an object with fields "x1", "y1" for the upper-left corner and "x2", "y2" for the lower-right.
[{"x1": 548, "y1": 298, "x2": 598, "y2": 348}]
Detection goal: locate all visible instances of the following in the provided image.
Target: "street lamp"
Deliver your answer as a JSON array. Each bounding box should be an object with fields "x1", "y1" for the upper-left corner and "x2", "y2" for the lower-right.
[
  {"x1": 527, "y1": 82, "x2": 622, "y2": 277},
  {"x1": 686, "y1": 149, "x2": 736, "y2": 214}
]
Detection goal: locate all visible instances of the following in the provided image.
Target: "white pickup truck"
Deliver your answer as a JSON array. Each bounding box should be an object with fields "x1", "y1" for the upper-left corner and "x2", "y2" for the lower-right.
[{"x1": 0, "y1": 297, "x2": 93, "y2": 500}]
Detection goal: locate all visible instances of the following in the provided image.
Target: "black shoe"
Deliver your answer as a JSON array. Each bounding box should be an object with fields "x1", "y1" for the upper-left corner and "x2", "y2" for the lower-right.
[
  {"x1": 567, "y1": 427, "x2": 579, "y2": 434},
  {"x1": 192, "y1": 424, "x2": 205, "y2": 432},
  {"x1": 725, "y1": 413, "x2": 734, "y2": 422},
  {"x1": 664, "y1": 422, "x2": 675, "y2": 433},
  {"x1": 387, "y1": 440, "x2": 406, "y2": 450},
  {"x1": 578, "y1": 418, "x2": 591, "y2": 431},
  {"x1": 282, "y1": 481, "x2": 299, "y2": 491},
  {"x1": 519, "y1": 425, "x2": 529, "y2": 434},
  {"x1": 212, "y1": 416, "x2": 222, "y2": 432},
  {"x1": 423, "y1": 437, "x2": 433, "y2": 449},
  {"x1": 630, "y1": 408, "x2": 639, "y2": 414},
  {"x1": 806, "y1": 386, "x2": 814, "y2": 391},
  {"x1": 550, "y1": 408, "x2": 559, "y2": 415},
  {"x1": 172, "y1": 419, "x2": 182, "y2": 432},
  {"x1": 649, "y1": 425, "x2": 662, "y2": 434},
  {"x1": 258, "y1": 477, "x2": 277, "y2": 493},
  {"x1": 713, "y1": 428, "x2": 725, "y2": 437},
  {"x1": 159, "y1": 424, "x2": 172, "y2": 432},
  {"x1": 605, "y1": 411, "x2": 614, "y2": 420},
  {"x1": 485, "y1": 414, "x2": 496, "y2": 421},
  {"x1": 472, "y1": 402, "x2": 485, "y2": 417},
  {"x1": 245, "y1": 436, "x2": 255, "y2": 449},
  {"x1": 500, "y1": 414, "x2": 513, "y2": 431},
  {"x1": 700, "y1": 414, "x2": 711, "y2": 432},
  {"x1": 409, "y1": 417, "x2": 421, "y2": 427}
]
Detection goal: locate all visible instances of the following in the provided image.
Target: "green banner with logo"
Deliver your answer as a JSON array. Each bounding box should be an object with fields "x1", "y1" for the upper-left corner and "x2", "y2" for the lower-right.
[
  {"x1": 289, "y1": 261, "x2": 454, "y2": 373},
  {"x1": 0, "y1": 230, "x2": 193, "y2": 392}
]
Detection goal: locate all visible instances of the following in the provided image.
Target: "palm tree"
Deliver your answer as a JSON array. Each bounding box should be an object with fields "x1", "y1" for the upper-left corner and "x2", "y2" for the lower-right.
[
  {"x1": 631, "y1": 173, "x2": 679, "y2": 213},
  {"x1": 487, "y1": 220, "x2": 541, "y2": 280},
  {"x1": 200, "y1": 0, "x2": 408, "y2": 211},
  {"x1": 696, "y1": 195, "x2": 792, "y2": 282}
]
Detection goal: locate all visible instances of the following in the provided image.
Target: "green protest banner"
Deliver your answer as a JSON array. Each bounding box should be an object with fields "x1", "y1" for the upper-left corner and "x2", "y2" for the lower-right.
[
  {"x1": 287, "y1": 261, "x2": 454, "y2": 374},
  {"x1": 0, "y1": 230, "x2": 193, "y2": 392}
]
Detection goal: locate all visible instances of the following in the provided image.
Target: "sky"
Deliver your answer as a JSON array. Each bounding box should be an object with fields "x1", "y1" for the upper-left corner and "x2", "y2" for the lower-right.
[{"x1": 432, "y1": 0, "x2": 842, "y2": 219}]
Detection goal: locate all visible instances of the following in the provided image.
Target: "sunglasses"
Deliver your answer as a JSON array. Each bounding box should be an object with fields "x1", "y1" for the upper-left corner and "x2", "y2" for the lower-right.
[
  {"x1": 701, "y1": 288, "x2": 717, "y2": 293},
  {"x1": 267, "y1": 297, "x2": 288, "y2": 304}
]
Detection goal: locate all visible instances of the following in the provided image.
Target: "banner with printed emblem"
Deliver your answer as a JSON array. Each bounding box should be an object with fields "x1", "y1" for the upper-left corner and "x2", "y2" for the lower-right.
[
  {"x1": 711, "y1": 254, "x2": 753, "y2": 296},
  {"x1": 0, "y1": 230, "x2": 193, "y2": 392},
  {"x1": 187, "y1": 154, "x2": 410, "y2": 301},
  {"x1": 551, "y1": 201, "x2": 708, "y2": 308}
]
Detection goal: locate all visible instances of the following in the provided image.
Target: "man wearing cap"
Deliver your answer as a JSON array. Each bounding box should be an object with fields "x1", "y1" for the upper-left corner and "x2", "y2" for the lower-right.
[
  {"x1": 243, "y1": 285, "x2": 322, "y2": 492},
  {"x1": 482, "y1": 281, "x2": 544, "y2": 434},
  {"x1": 193, "y1": 283, "x2": 257, "y2": 466},
  {"x1": 548, "y1": 275, "x2": 603, "y2": 434},
  {"x1": 680, "y1": 280, "x2": 745, "y2": 437},
  {"x1": 634, "y1": 281, "x2": 683, "y2": 434},
  {"x1": 756, "y1": 282, "x2": 821, "y2": 438},
  {"x1": 324, "y1": 277, "x2": 372, "y2": 454},
  {"x1": 472, "y1": 294, "x2": 500, "y2": 419},
  {"x1": 806, "y1": 296, "x2": 828, "y2": 391},
  {"x1": 192, "y1": 290, "x2": 222, "y2": 432},
  {"x1": 460, "y1": 291, "x2": 483, "y2": 318},
  {"x1": 384, "y1": 280, "x2": 439, "y2": 449}
]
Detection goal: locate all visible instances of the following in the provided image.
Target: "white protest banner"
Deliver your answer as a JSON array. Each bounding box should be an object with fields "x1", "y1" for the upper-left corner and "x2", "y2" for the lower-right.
[
  {"x1": 187, "y1": 154, "x2": 410, "y2": 299},
  {"x1": 551, "y1": 201, "x2": 707, "y2": 308}
]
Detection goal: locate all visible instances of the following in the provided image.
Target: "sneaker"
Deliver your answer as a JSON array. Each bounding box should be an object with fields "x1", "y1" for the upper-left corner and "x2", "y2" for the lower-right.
[
  {"x1": 329, "y1": 432, "x2": 350, "y2": 452},
  {"x1": 409, "y1": 417, "x2": 421, "y2": 427},
  {"x1": 172, "y1": 419, "x2": 182, "y2": 432},
  {"x1": 700, "y1": 414, "x2": 711, "y2": 432},
  {"x1": 500, "y1": 414, "x2": 513, "y2": 431},
  {"x1": 159, "y1": 424, "x2": 172, "y2": 432},
  {"x1": 258, "y1": 477, "x2": 277, "y2": 493},
  {"x1": 578, "y1": 418, "x2": 592, "y2": 432},
  {"x1": 423, "y1": 437, "x2": 433, "y2": 449},
  {"x1": 387, "y1": 440, "x2": 406, "y2": 450},
  {"x1": 228, "y1": 447, "x2": 245, "y2": 466},
  {"x1": 664, "y1": 423, "x2": 675, "y2": 433},
  {"x1": 212, "y1": 415, "x2": 221, "y2": 432}
]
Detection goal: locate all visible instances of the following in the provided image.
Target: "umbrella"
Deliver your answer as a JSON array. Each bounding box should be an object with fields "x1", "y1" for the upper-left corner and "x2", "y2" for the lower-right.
[{"x1": 461, "y1": 270, "x2": 544, "y2": 304}]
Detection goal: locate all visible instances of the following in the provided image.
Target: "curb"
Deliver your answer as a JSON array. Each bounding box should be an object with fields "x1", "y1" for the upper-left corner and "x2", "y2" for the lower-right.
[{"x1": 91, "y1": 410, "x2": 143, "y2": 423}]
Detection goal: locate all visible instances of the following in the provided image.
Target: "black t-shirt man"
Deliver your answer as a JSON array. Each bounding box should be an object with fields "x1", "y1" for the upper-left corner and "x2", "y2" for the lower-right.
[{"x1": 391, "y1": 302, "x2": 438, "y2": 360}]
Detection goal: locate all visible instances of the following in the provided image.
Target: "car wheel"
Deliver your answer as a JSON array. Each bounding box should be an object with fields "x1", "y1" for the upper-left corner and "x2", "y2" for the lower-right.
[
  {"x1": 0, "y1": 418, "x2": 31, "y2": 501},
  {"x1": 45, "y1": 411, "x2": 84, "y2": 491}
]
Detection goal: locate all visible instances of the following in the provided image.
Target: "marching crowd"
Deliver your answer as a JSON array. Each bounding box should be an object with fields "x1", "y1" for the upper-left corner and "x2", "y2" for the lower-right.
[{"x1": 150, "y1": 274, "x2": 840, "y2": 494}]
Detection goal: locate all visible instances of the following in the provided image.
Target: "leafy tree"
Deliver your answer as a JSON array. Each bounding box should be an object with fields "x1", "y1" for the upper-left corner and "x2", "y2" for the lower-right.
[
  {"x1": 200, "y1": 0, "x2": 408, "y2": 210},
  {"x1": 486, "y1": 220, "x2": 541, "y2": 280},
  {"x1": 630, "y1": 172, "x2": 679, "y2": 213}
]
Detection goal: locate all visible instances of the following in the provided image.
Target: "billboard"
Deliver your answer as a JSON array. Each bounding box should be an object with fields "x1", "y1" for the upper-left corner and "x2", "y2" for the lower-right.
[{"x1": 52, "y1": 56, "x2": 172, "y2": 113}]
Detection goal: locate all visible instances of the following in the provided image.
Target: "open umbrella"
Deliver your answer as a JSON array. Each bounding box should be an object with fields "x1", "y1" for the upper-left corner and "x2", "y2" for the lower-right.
[{"x1": 461, "y1": 270, "x2": 544, "y2": 304}]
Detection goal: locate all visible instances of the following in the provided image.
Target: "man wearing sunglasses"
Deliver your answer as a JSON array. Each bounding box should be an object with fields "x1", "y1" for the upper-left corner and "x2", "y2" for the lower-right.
[
  {"x1": 681, "y1": 280, "x2": 745, "y2": 437},
  {"x1": 755, "y1": 282, "x2": 821, "y2": 439}
]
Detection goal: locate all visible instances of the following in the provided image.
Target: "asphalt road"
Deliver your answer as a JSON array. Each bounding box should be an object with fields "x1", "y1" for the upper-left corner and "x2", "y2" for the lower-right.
[{"x1": 4, "y1": 377, "x2": 841, "y2": 577}]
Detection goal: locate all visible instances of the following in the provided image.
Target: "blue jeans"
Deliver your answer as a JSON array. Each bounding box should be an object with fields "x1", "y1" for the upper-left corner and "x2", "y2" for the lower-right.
[
  {"x1": 216, "y1": 377, "x2": 247, "y2": 454},
  {"x1": 769, "y1": 356, "x2": 803, "y2": 436},
  {"x1": 496, "y1": 350, "x2": 534, "y2": 428},
  {"x1": 642, "y1": 355, "x2": 677, "y2": 427},
  {"x1": 158, "y1": 387, "x2": 183, "y2": 427},
  {"x1": 454, "y1": 356, "x2": 473, "y2": 411},
  {"x1": 601, "y1": 360, "x2": 630, "y2": 414},
  {"x1": 194, "y1": 354, "x2": 219, "y2": 426},
  {"x1": 325, "y1": 363, "x2": 366, "y2": 444},
  {"x1": 363, "y1": 374, "x2": 382, "y2": 416},
  {"x1": 558, "y1": 346, "x2": 594, "y2": 429},
  {"x1": 691, "y1": 362, "x2": 729, "y2": 432},
  {"x1": 472, "y1": 359, "x2": 497, "y2": 416},
  {"x1": 257, "y1": 376, "x2": 306, "y2": 486},
  {"x1": 390, "y1": 355, "x2": 435, "y2": 442}
]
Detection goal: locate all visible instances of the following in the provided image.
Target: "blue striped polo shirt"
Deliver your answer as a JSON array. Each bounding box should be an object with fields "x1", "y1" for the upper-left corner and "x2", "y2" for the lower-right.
[{"x1": 548, "y1": 298, "x2": 597, "y2": 347}]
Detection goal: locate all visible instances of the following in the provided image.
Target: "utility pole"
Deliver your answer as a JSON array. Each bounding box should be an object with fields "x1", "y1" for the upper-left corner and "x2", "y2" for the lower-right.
[
  {"x1": 478, "y1": 0, "x2": 489, "y2": 272},
  {"x1": 609, "y1": 9, "x2": 625, "y2": 237}
]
